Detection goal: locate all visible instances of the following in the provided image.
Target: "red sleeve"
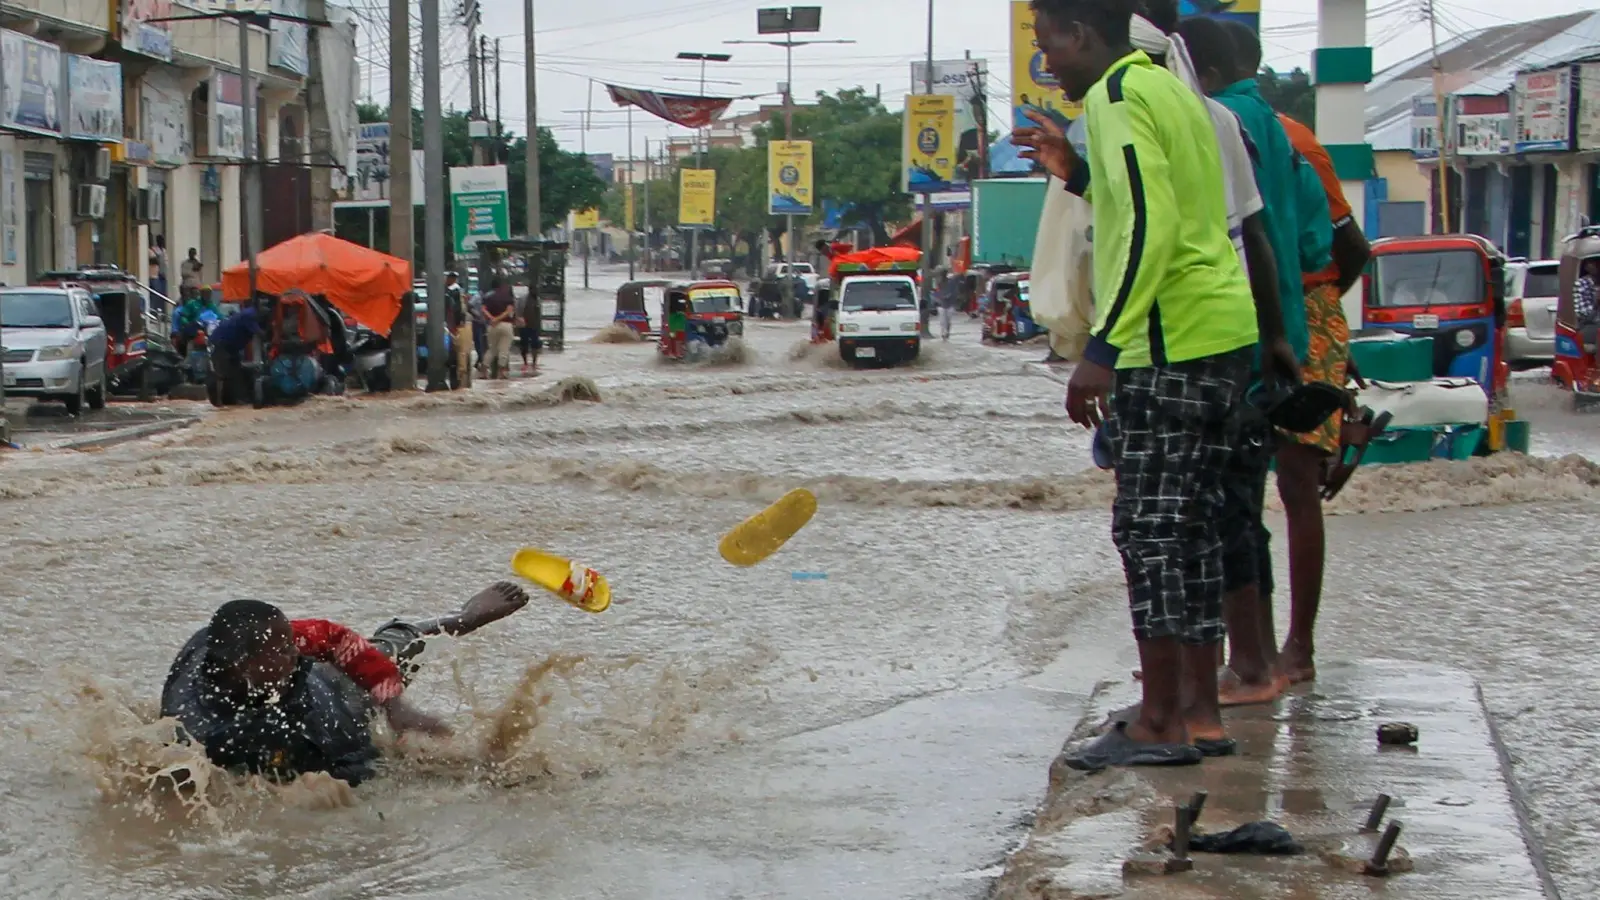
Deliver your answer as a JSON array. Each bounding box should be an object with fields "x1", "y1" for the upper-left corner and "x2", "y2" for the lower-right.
[{"x1": 291, "y1": 619, "x2": 405, "y2": 703}]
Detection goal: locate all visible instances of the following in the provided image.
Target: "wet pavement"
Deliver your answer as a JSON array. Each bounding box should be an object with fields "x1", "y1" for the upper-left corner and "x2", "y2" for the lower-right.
[
  {"x1": 996, "y1": 660, "x2": 1554, "y2": 899},
  {"x1": 3, "y1": 398, "x2": 203, "y2": 448},
  {"x1": 0, "y1": 262, "x2": 1597, "y2": 898}
]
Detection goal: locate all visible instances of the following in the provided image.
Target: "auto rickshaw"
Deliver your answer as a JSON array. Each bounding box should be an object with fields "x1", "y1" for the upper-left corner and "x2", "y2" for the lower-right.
[
  {"x1": 1362, "y1": 233, "x2": 1523, "y2": 450},
  {"x1": 658, "y1": 280, "x2": 744, "y2": 361},
  {"x1": 1551, "y1": 225, "x2": 1600, "y2": 400},
  {"x1": 981, "y1": 272, "x2": 1042, "y2": 343},
  {"x1": 613, "y1": 279, "x2": 671, "y2": 336},
  {"x1": 35, "y1": 264, "x2": 182, "y2": 396},
  {"x1": 962, "y1": 263, "x2": 1019, "y2": 317}
]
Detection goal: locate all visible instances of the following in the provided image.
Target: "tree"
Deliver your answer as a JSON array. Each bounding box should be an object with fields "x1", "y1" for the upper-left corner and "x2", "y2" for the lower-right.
[{"x1": 1257, "y1": 67, "x2": 1316, "y2": 130}]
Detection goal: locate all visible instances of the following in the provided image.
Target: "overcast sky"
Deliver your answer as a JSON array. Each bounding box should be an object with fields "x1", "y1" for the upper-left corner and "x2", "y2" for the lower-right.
[{"x1": 351, "y1": 0, "x2": 1595, "y2": 158}]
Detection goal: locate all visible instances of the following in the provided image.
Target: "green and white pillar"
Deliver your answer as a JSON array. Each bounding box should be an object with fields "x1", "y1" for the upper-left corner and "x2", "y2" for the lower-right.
[
  {"x1": 1313, "y1": 0, "x2": 1374, "y2": 226},
  {"x1": 1314, "y1": 0, "x2": 1374, "y2": 322}
]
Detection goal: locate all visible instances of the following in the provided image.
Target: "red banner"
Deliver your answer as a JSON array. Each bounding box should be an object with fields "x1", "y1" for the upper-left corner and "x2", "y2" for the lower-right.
[{"x1": 606, "y1": 85, "x2": 733, "y2": 129}]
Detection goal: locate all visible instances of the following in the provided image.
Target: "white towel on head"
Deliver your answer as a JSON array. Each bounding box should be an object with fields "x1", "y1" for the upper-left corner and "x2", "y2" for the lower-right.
[{"x1": 1129, "y1": 15, "x2": 1204, "y2": 97}]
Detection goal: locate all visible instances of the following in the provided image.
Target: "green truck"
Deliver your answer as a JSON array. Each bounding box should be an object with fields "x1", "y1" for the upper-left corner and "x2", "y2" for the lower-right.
[{"x1": 971, "y1": 178, "x2": 1048, "y2": 268}]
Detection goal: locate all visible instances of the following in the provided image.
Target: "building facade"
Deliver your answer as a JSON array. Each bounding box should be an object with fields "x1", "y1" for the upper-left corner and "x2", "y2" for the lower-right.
[{"x1": 0, "y1": 0, "x2": 352, "y2": 290}]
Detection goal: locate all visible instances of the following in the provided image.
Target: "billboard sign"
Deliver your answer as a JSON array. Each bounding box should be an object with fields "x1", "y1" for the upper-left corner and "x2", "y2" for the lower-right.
[{"x1": 1514, "y1": 67, "x2": 1572, "y2": 153}]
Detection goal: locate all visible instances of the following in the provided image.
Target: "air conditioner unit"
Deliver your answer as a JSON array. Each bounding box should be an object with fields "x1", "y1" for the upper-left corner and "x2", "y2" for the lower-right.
[
  {"x1": 134, "y1": 187, "x2": 152, "y2": 222},
  {"x1": 76, "y1": 184, "x2": 107, "y2": 219},
  {"x1": 93, "y1": 146, "x2": 112, "y2": 181}
]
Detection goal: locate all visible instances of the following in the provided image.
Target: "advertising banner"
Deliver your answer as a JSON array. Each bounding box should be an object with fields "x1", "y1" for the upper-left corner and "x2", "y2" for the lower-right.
[
  {"x1": 337, "y1": 122, "x2": 426, "y2": 207},
  {"x1": 1514, "y1": 67, "x2": 1572, "y2": 153},
  {"x1": 1009, "y1": 1, "x2": 1079, "y2": 130},
  {"x1": 1, "y1": 29, "x2": 62, "y2": 137},
  {"x1": 1578, "y1": 62, "x2": 1600, "y2": 151},
  {"x1": 605, "y1": 85, "x2": 732, "y2": 129},
  {"x1": 121, "y1": 0, "x2": 174, "y2": 62},
  {"x1": 211, "y1": 71, "x2": 246, "y2": 159},
  {"x1": 678, "y1": 168, "x2": 716, "y2": 227},
  {"x1": 449, "y1": 165, "x2": 511, "y2": 254},
  {"x1": 572, "y1": 208, "x2": 599, "y2": 230},
  {"x1": 768, "y1": 140, "x2": 814, "y2": 216},
  {"x1": 904, "y1": 93, "x2": 958, "y2": 194},
  {"x1": 1450, "y1": 94, "x2": 1511, "y2": 156},
  {"x1": 909, "y1": 59, "x2": 987, "y2": 191},
  {"x1": 66, "y1": 56, "x2": 123, "y2": 143},
  {"x1": 141, "y1": 73, "x2": 189, "y2": 166},
  {"x1": 1179, "y1": 0, "x2": 1260, "y2": 32},
  {"x1": 270, "y1": 0, "x2": 310, "y2": 76}
]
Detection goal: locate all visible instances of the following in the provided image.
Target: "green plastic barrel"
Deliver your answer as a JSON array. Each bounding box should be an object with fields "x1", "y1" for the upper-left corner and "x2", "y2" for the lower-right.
[{"x1": 1503, "y1": 419, "x2": 1531, "y2": 453}]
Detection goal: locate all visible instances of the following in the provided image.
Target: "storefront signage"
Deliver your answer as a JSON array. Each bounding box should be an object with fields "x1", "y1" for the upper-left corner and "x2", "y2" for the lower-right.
[
  {"x1": 121, "y1": 0, "x2": 174, "y2": 62},
  {"x1": 1578, "y1": 62, "x2": 1600, "y2": 152},
  {"x1": 0, "y1": 29, "x2": 63, "y2": 137},
  {"x1": 1514, "y1": 67, "x2": 1572, "y2": 153},
  {"x1": 1450, "y1": 94, "x2": 1511, "y2": 156},
  {"x1": 66, "y1": 56, "x2": 123, "y2": 143},
  {"x1": 141, "y1": 73, "x2": 190, "y2": 166},
  {"x1": 210, "y1": 71, "x2": 246, "y2": 159}
]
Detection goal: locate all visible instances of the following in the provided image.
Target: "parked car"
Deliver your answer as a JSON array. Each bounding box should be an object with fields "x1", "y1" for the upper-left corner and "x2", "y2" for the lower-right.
[
  {"x1": 1504, "y1": 259, "x2": 1560, "y2": 366},
  {"x1": 0, "y1": 286, "x2": 110, "y2": 414},
  {"x1": 774, "y1": 261, "x2": 819, "y2": 295}
]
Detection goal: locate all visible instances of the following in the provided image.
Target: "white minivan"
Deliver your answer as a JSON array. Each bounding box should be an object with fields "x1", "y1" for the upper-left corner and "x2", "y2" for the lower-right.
[{"x1": 836, "y1": 275, "x2": 921, "y2": 366}]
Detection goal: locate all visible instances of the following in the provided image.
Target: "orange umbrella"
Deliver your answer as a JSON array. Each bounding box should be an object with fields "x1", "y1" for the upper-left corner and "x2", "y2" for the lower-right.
[{"x1": 221, "y1": 232, "x2": 411, "y2": 337}]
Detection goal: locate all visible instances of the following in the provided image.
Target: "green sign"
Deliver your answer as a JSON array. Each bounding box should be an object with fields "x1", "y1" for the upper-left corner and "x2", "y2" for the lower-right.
[{"x1": 449, "y1": 165, "x2": 510, "y2": 253}]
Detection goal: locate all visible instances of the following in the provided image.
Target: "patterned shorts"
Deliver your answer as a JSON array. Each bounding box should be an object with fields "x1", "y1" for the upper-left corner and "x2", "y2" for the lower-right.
[
  {"x1": 1280, "y1": 282, "x2": 1351, "y2": 454},
  {"x1": 1105, "y1": 348, "x2": 1251, "y2": 644},
  {"x1": 1219, "y1": 413, "x2": 1275, "y2": 597}
]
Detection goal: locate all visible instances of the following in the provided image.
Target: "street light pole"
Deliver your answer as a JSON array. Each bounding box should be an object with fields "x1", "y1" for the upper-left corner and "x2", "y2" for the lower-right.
[
  {"x1": 524, "y1": 0, "x2": 541, "y2": 237},
  {"x1": 676, "y1": 51, "x2": 732, "y2": 277},
  {"x1": 728, "y1": 8, "x2": 851, "y2": 319},
  {"x1": 920, "y1": 0, "x2": 935, "y2": 336}
]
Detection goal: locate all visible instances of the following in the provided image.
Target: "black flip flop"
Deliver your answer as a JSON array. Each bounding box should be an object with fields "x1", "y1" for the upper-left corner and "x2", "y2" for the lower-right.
[
  {"x1": 1322, "y1": 409, "x2": 1394, "y2": 501},
  {"x1": 1194, "y1": 737, "x2": 1238, "y2": 758},
  {"x1": 1063, "y1": 722, "x2": 1203, "y2": 772}
]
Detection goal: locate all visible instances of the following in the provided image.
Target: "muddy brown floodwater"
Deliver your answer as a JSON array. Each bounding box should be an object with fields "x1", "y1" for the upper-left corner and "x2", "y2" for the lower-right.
[{"x1": 1, "y1": 266, "x2": 1597, "y2": 899}]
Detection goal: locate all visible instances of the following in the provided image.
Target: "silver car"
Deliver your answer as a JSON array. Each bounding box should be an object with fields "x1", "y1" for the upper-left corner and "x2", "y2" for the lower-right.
[
  {"x1": 0, "y1": 286, "x2": 109, "y2": 414},
  {"x1": 1504, "y1": 260, "x2": 1560, "y2": 366}
]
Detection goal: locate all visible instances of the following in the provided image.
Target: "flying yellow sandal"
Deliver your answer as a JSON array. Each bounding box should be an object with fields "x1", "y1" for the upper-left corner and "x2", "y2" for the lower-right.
[
  {"x1": 511, "y1": 548, "x2": 611, "y2": 613},
  {"x1": 718, "y1": 488, "x2": 818, "y2": 567}
]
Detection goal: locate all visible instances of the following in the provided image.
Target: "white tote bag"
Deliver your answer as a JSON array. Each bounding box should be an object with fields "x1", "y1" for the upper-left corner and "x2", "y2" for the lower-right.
[{"x1": 1029, "y1": 175, "x2": 1096, "y2": 360}]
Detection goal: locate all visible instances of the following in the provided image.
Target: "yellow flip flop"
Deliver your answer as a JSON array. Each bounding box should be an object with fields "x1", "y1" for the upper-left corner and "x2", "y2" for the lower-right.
[
  {"x1": 718, "y1": 488, "x2": 818, "y2": 567},
  {"x1": 511, "y1": 548, "x2": 611, "y2": 613}
]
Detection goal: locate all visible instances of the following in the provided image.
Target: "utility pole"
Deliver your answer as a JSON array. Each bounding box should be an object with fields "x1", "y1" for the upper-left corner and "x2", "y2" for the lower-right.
[
  {"x1": 1425, "y1": 0, "x2": 1451, "y2": 233},
  {"x1": 920, "y1": 0, "x2": 935, "y2": 336},
  {"x1": 524, "y1": 0, "x2": 541, "y2": 237},
  {"x1": 579, "y1": 82, "x2": 589, "y2": 288},
  {"x1": 389, "y1": 0, "x2": 416, "y2": 388},
  {"x1": 422, "y1": 0, "x2": 448, "y2": 390},
  {"x1": 239, "y1": 17, "x2": 260, "y2": 317},
  {"x1": 676, "y1": 51, "x2": 732, "y2": 276},
  {"x1": 643, "y1": 137, "x2": 652, "y2": 272},
  {"x1": 466, "y1": 4, "x2": 487, "y2": 167},
  {"x1": 627, "y1": 105, "x2": 635, "y2": 279}
]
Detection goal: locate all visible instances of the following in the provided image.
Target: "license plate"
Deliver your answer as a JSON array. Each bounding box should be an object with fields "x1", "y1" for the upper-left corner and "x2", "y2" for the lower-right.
[
  {"x1": 1412, "y1": 314, "x2": 1439, "y2": 330},
  {"x1": 855, "y1": 346, "x2": 876, "y2": 358}
]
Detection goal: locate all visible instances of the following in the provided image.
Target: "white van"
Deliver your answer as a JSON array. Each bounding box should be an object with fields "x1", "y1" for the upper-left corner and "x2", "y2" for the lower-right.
[{"x1": 836, "y1": 274, "x2": 921, "y2": 365}]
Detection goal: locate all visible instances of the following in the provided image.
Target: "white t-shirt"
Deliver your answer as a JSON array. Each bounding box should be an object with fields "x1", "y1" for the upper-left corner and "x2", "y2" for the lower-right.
[{"x1": 1204, "y1": 97, "x2": 1262, "y2": 271}]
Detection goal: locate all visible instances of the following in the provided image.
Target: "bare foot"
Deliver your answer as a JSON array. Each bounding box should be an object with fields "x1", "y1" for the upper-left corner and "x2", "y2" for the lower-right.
[
  {"x1": 1217, "y1": 667, "x2": 1289, "y2": 707},
  {"x1": 1277, "y1": 643, "x2": 1316, "y2": 684},
  {"x1": 1184, "y1": 720, "x2": 1228, "y2": 743},
  {"x1": 447, "y1": 581, "x2": 531, "y2": 636}
]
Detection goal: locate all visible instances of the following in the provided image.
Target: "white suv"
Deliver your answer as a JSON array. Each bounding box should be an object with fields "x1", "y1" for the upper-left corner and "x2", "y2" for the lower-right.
[{"x1": 1504, "y1": 260, "x2": 1559, "y2": 366}]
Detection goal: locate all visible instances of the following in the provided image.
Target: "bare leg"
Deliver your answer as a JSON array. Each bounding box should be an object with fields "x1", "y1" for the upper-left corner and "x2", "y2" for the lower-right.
[
  {"x1": 1127, "y1": 637, "x2": 1188, "y2": 745},
  {"x1": 1218, "y1": 582, "x2": 1286, "y2": 706},
  {"x1": 1181, "y1": 641, "x2": 1227, "y2": 743},
  {"x1": 1275, "y1": 443, "x2": 1326, "y2": 683}
]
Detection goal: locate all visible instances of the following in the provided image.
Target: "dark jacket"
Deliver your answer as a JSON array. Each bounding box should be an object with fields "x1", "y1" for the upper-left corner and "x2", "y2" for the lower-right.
[{"x1": 160, "y1": 628, "x2": 380, "y2": 785}]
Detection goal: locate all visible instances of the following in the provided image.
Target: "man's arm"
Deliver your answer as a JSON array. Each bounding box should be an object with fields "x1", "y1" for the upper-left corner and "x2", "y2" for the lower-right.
[
  {"x1": 1331, "y1": 219, "x2": 1371, "y2": 295},
  {"x1": 1241, "y1": 212, "x2": 1286, "y2": 345},
  {"x1": 291, "y1": 619, "x2": 405, "y2": 703}
]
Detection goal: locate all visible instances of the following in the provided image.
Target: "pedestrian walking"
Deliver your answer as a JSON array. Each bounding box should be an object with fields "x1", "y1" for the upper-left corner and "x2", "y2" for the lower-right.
[
  {"x1": 515, "y1": 287, "x2": 541, "y2": 377},
  {"x1": 444, "y1": 272, "x2": 472, "y2": 389},
  {"x1": 937, "y1": 268, "x2": 961, "y2": 341},
  {"x1": 481, "y1": 277, "x2": 516, "y2": 379}
]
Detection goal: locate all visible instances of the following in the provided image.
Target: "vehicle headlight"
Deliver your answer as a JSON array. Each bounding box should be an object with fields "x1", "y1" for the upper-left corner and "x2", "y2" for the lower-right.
[
  {"x1": 36, "y1": 344, "x2": 79, "y2": 361},
  {"x1": 839, "y1": 323, "x2": 860, "y2": 333},
  {"x1": 1456, "y1": 330, "x2": 1475, "y2": 349},
  {"x1": 901, "y1": 322, "x2": 919, "y2": 332}
]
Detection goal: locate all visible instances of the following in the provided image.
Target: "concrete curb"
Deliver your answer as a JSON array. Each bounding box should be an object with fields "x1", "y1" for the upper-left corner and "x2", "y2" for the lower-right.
[{"x1": 33, "y1": 416, "x2": 199, "y2": 451}]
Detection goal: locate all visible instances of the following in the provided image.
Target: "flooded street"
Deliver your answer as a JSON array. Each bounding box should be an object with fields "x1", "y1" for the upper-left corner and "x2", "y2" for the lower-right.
[{"x1": 3, "y1": 264, "x2": 1599, "y2": 898}]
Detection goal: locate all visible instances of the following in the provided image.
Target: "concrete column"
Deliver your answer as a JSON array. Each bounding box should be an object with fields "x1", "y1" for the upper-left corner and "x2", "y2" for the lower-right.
[{"x1": 1315, "y1": 0, "x2": 1371, "y2": 323}]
